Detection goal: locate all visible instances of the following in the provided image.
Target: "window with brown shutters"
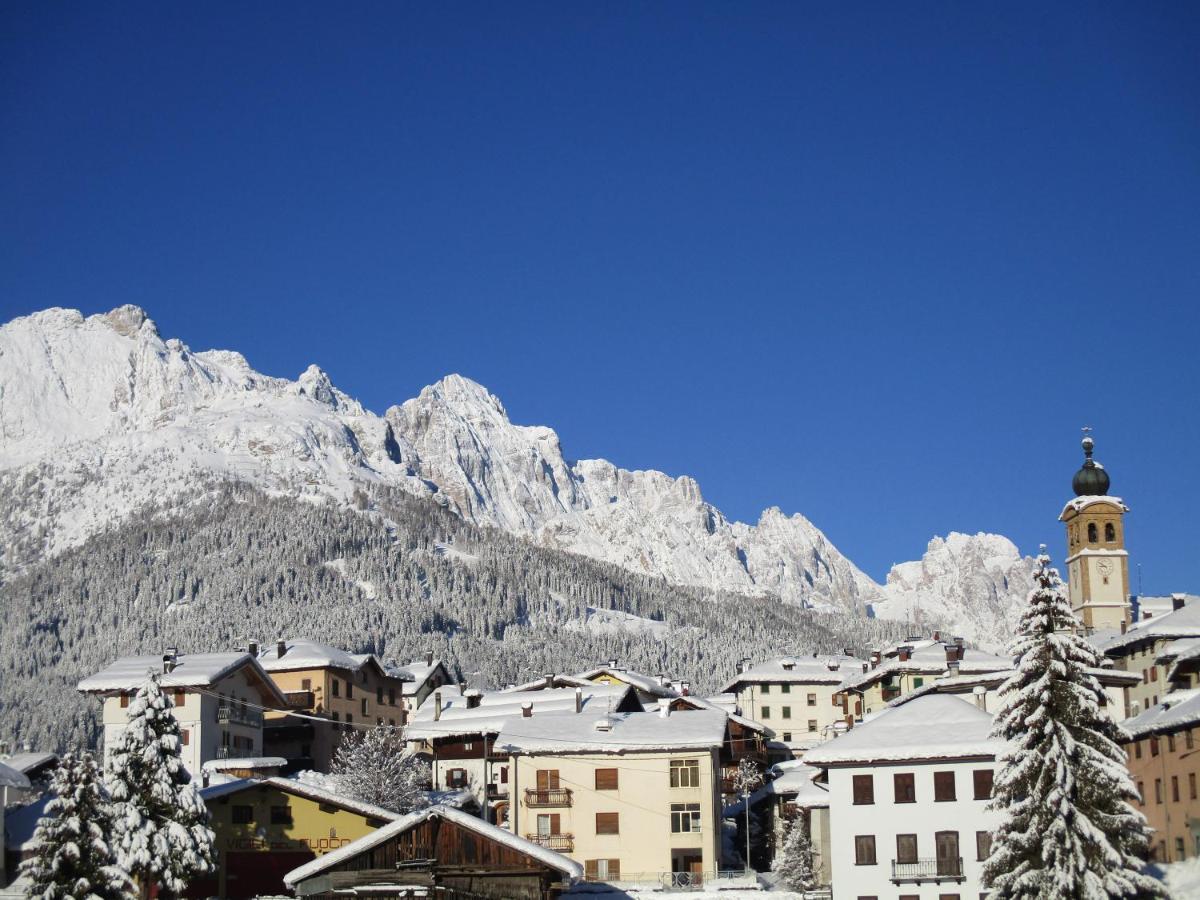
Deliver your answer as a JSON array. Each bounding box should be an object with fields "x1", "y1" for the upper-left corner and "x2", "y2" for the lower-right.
[
  {"x1": 173, "y1": 690, "x2": 186, "y2": 708},
  {"x1": 595, "y1": 812, "x2": 620, "y2": 835},
  {"x1": 536, "y1": 770, "x2": 561, "y2": 791},
  {"x1": 120, "y1": 694, "x2": 130, "y2": 708},
  {"x1": 894, "y1": 772, "x2": 916, "y2": 803},
  {"x1": 585, "y1": 859, "x2": 621, "y2": 881},
  {"x1": 181, "y1": 729, "x2": 190, "y2": 747},
  {"x1": 852, "y1": 774, "x2": 875, "y2": 805},
  {"x1": 896, "y1": 833, "x2": 918, "y2": 863},
  {"x1": 976, "y1": 830, "x2": 992, "y2": 861},
  {"x1": 934, "y1": 771, "x2": 956, "y2": 802},
  {"x1": 973, "y1": 769, "x2": 993, "y2": 800},
  {"x1": 854, "y1": 835, "x2": 877, "y2": 865},
  {"x1": 595, "y1": 768, "x2": 619, "y2": 790}
]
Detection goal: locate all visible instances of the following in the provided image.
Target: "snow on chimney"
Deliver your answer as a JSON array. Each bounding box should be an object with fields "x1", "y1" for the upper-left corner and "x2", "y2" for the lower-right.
[
  {"x1": 870, "y1": 651, "x2": 881, "y2": 668},
  {"x1": 465, "y1": 688, "x2": 482, "y2": 709},
  {"x1": 544, "y1": 673, "x2": 554, "y2": 689},
  {"x1": 433, "y1": 690, "x2": 442, "y2": 721},
  {"x1": 1173, "y1": 593, "x2": 1187, "y2": 611},
  {"x1": 163, "y1": 647, "x2": 178, "y2": 674},
  {"x1": 248, "y1": 640, "x2": 259, "y2": 658},
  {"x1": 973, "y1": 685, "x2": 987, "y2": 712},
  {"x1": 898, "y1": 646, "x2": 912, "y2": 663},
  {"x1": 276, "y1": 639, "x2": 287, "y2": 658},
  {"x1": 680, "y1": 681, "x2": 690, "y2": 696},
  {"x1": 948, "y1": 658, "x2": 961, "y2": 677},
  {"x1": 608, "y1": 658, "x2": 618, "y2": 668},
  {"x1": 575, "y1": 687, "x2": 583, "y2": 713},
  {"x1": 781, "y1": 657, "x2": 796, "y2": 671},
  {"x1": 522, "y1": 701, "x2": 533, "y2": 719},
  {"x1": 658, "y1": 698, "x2": 671, "y2": 718},
  {"x1": 861, "y1": 662, "x2": 869, "y2": 673}
]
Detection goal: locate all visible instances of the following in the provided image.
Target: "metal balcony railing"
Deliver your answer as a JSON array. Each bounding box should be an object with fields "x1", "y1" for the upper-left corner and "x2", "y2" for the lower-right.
[
  {"x1": 216, "y1": 705, "x2": 263, "y2": 728},
  {"x1": 891, "y1": 857, "x2": 964, "y2": 882},
  {"x1": 525, "y1": 833, "x2": 574, "y2": 852},
  {"x1": 524, "y1": 788, "x2": 573, "y2": 807}
]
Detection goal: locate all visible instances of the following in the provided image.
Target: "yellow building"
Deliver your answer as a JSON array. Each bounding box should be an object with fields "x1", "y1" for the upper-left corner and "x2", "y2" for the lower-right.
[
  {"x1": 189, "y1": 776, "x2": 400, "y2": 899},
  {"x1": 496, "y1": 708, "x2": 727, "y2": 886},
  {"x1": 1060, "y1": 434, "x2": 1131, "y2": 631}
]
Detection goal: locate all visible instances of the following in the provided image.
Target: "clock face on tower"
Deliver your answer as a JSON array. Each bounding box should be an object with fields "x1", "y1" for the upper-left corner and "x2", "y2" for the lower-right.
[{"x1": 1097, "y1": 560, "x2": 1113, "y2": 577}]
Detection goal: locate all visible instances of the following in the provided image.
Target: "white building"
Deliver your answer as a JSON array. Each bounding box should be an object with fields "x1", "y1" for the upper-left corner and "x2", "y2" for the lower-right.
[
  {"x1": 77, "y1": 650, "x2": 286, "y2": 777},
  {"x1": 804, "y1": 693, "x2": 1002, "y2": 900}
]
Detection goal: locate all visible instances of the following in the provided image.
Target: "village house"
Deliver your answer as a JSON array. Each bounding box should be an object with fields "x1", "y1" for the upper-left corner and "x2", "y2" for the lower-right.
[
  {"x1": 730, "y1": 760, "x2": 831, "y2": 883},
  {"x1": 77, "y1": 649, "x2": 286, "y2": 776},
  {"x1": 255, "y1": 639, "x2": 411, "y2": 772},
  {"x1": 188, "y1": 776, "x2": 401, "y2": 899},
  {"x1": 721, "y1": 653, "x2": 863, "y2": 755},
  {"x1": 495, "y1": 705, "x2": 728, "y2": 887},
  {"x1": 805, "y1": 693, "x2": 1002, "y2": 900},
  {"x1": 386, "y1": 651, "x2": 453, "y2": 711},
  {"x1": 1095, "y1": 600, "x2": 1200, "y2": 717},
  {"x1": 283, "y1": 804, "x2": 583, "y2": 899}
]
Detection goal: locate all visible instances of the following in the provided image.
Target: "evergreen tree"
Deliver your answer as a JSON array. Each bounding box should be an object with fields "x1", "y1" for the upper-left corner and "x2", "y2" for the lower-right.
[
  {"x1": 20, "y1": 750, "x2": 133, "y2": 900},
  {"x1": 105, "y1": 674, "x2": 214, "y2": 898},
  {"x1": 983, "y1": 551, "x2": 1163, "y2": 899},
  {"x1": 330, "y1": 726, "x2": 431, "y2": 813},
  {"x1": 775, "y1": 811, "x2": 816, "y2": 892}
]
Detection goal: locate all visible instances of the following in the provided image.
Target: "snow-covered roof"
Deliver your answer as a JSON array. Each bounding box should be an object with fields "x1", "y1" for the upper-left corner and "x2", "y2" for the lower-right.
[
  {"x1": 199, "y1": 775, "x2": 402, "y2": 823},
  {"x1": 256, "y1": 639, "x2": 368, "y2": 673},
  {"x1": 1, "y1": 752, "x2": 57, "y2": 776},
  {"x1": 496, "y1": 709, "x2": 727, "y2": 755},
  {"x1": 386, "y1": 658, "x2": 446, "y2": 692},
  {"x1": 503, "y1": 674, "x2": 596, "y2": 693},
  {"x1": 4, "y1": 791, "x2": 50, "y2": 850},
  {"x1": 720, "y1": 654, "x2": 864, "y2": 691},
  {"x1": 726, "y1": 762, "x2": 829, "y2": 816},
  {"x1": 406, "y1": 685, "x2": 636, "y2": 741},
  {"x1": 574, "y1": 666, "x2": 677, "y2": 698},
  {"x1": 200, "y1": 757, "x2": 287, "y2": 772},
  {"x1": 886, "y1": 664, "x2": 1138, "y2": 710},
  {"x1": 1123, "y1": 691, "x2": 1200, "y2": 739},
  {"x1": 77, "y1": 652, "x2": 285, "y2": 704},
  {"x1": 670, "y1": 695, "x2": 766, "y2": 733},
  {"x1": 282, "y1": 804, "x2": 583, "y2": 887},
  {"x1": 804, "y1": 694, "x2": 1000, "y2": 765},
  {"x1": 1099, "y1": 601, "x2": 1200, "y2": 655},
  {"x1": 840, "y1": 644, "x2": 1011, "y2": 691},
  {"x1": 1059, "y1": 495, "x2": 1128, "y2": 518},
  {"x1": 0, "y1": 761, "x2": 31, "y2": 789}
]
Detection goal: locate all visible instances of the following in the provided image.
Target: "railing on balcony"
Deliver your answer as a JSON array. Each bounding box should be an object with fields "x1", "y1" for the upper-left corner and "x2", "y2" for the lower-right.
[
  {"x1": 216, "y1": 705, "x2": 263, "y2": 728},
  {"x1": 525, "y1": 833, "x2": 574, "y2": 852},
  {"x1": 524, "y1": 788, "x2": 573, "y2": 807},
  {"x1": 283, "y1": 690, "x2": 315, "y2": 709},
  {"x1": 891, "y1": 857, "x2": 964, "y2": 883}
]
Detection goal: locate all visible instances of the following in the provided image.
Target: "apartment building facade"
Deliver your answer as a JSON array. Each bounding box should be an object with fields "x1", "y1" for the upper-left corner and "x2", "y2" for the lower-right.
[
  {"x1": 496, "y1": 708, "x2": 727, "y2": 886},
  {"x1": 805, "y1": 694, "x2": 1002, "y2": 900},
  {"x1": 78, "y1": 650, "x2": 286, "y2": 776}
]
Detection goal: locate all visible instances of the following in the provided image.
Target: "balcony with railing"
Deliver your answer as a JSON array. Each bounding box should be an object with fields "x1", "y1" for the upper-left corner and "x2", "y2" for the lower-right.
[
  {"x1": 216, "y1": 705, "x2": 263, "y2": 728},
  {"x1": 283, "y1": 690, "x2": 315, "y2": 709},
  {"x1": 525, "y1": 833, "x2": 574, "y2": 852},
  {"x1": 524, "y1": 788, "x2": 573, "y2": 808},
  {"x1": 891, "y1": 857, "x2": 964, "y2": 883}
]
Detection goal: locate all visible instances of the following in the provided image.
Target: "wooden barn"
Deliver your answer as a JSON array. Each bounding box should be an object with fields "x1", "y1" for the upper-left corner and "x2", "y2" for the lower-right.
[{"x1": 283, "y1": 804, "x2": 583, "y2": 899}]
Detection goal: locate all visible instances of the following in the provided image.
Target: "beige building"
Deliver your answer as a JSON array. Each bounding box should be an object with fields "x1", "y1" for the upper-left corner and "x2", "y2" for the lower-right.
[
  {"x1": 77, "y1": 650, "x2": 286, "y2": 776},
  {"x1": 1060, "y1": 434, "x2": 1132, "y2": 631},
  {"x1": 1096, "y1": 601, "x2": 1200, "y2": 716},
  {"x1": 496, "y1": 707, "x2": 728, "y2": 887},
  {"x1": 722, "y1": 654, "x2": 863, "y2": 754}
]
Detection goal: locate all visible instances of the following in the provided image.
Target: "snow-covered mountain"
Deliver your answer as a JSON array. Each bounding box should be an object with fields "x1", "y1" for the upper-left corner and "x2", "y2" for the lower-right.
[{"x1": 0, "y1": 306, "x2": 1033, "y2": 641}]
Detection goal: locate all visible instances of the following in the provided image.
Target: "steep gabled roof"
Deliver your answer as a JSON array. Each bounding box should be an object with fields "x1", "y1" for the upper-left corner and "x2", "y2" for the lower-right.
[
  {"x1": 256, "y1": 639, "x2": 367, "y2": 673},
  {"x1": 1099, "y1": 602, "x2": 1200, "y2": 655},
  {"x1": 495, "y1": 709, "x2": 727, "y2": 755},
  {"x1": 720, "y1": 654, "x2": 863, "y2": 691},
  {"x1": 199, "y1": 775, "x2": 402, "y2": 823},
  {"x1": 1123, "y1": 691, "x2": 1200, "y2": 739},
  {"x1": 574, "y1": 666, "x2": 677, "y2": 698},
  {"x1": 77, "y1": 652, "x2": 287, "y2": 705},
  {"x1": 406, "y1": 685, "x2": 637, "y2": 741},
  {"x1": 282, "y1": 804, "x2": 583, "y2": 887}
]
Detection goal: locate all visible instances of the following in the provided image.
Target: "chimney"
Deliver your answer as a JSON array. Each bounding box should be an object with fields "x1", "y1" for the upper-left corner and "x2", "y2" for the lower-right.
[
  {"x1": 575, "y1": 687, "x2": 583, "y2": 713},
  {"x1": 945, "y1": 645, "x2": 956, "y2": 665},
  {"x1": 1120, "y1": 620, "x2": 1128, "y2": 634},
  {"x1": 657, "y1": 673, "x2": 668, "y2": 686},
  {"x1": 972, "y1": 685, "x2": 987, "y2": 712},
  {"x1": 433, "y1": 690, "x2": 442, "y2": 721},
  {"x1": 870, "y1": 651, "x2": 881, "y2": 668},
  {"x1": 465, "y1": 689, "x2": 482, "y2": 709},
  {"x1": 1173, "y1": 594, "x2": 1187, "y2": 611},
  {"x1": 425, "y1": 650, "x2": 434, "y2": 666},
  {"x1": 248, "y1": 640, "x2": 259, "y2": 658},
  {"x1": 680, "y1": 681, "x2": 691, "y2": 696},
  {"x1": 522, "y1": 701, "x2": 533, "y2": 718},
  {"x1": 948, "y1": 658, "x2": 961, "y2": 677},
  {"x1": 735, "y1": 661, "x2": 744, "y2": 675},
  {"x1": 163, "y1": 647, "x2": 178, "y2": 674},
  {"x1": 862, "y1": 662, "x2": 869, "y2": 673},
  {"x1": 898, "y1": 646, "x2": 912, "y2": 663},
  {"x1": 658, "y1": 698, "x2": 671, "y2": 718},
  {"x1": 781, "y1": 657, "x2": 796, "y2": 671},
  {"x1": 544, "y1": 674, "x2": 554, "y2": 689},
  {"x1": 276, "y1": 639, "x2": 287, "y2": 659},
  {"x1": 933, "y1": 631, "x2": 941, "y2": 642},
  {"x1": 608, "y1": 658, "x2": 618, "y2": 669}
]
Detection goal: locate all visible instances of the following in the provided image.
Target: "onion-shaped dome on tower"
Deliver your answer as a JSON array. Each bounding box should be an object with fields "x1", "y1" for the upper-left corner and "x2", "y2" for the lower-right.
[{"x1": 1072, "y1": 434, "x2": 1111, "y2": 497}]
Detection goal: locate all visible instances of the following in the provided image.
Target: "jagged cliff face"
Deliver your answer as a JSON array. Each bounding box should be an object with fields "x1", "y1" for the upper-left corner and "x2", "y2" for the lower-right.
[{"x1": 0, "y1": 306, "x2": 1032, "y2": 640}]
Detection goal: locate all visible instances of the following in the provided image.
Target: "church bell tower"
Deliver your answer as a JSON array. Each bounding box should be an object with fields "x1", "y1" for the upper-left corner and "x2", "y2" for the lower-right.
[{"x1": 1058, "y1": 431, "x2": 1130, "y2": 631}]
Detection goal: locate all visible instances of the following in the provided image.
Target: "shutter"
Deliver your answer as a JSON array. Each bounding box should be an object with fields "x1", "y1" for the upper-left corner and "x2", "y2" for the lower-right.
[
  {"x1": 548, "y1": 769, "x2": 561, "y2": 790},
  {"x1": 609, "y1": 859, "x2": 621, "y2": 880},
  {"x1": 537, "y1": 770, "x2": 549, "y2": 791},
  {"x1": 595, "y1": 768, "x2": 619, "y2": 790},
  {"x1": 585, "y1": 860, "x2": 599, "y2": 880},
  {"x1": 550, "y1": 813, "x2": 561, "y2": 835}
]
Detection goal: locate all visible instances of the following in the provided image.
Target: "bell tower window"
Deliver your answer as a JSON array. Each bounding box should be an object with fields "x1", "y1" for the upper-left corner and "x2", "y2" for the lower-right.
[
  {"x1": 1088, "y1": 523, "x2": 1098, "y2": 544},
  {"x1": 1105, "y1": 523, "x2": 1116, "y2": 542}
]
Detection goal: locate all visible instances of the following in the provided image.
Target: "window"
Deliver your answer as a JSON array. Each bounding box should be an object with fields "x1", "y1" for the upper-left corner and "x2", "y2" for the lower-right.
[
  {"x1": 852, "y1": 774, "x2": 875, "y2": 805},
  {"x1": 1172, "y1": 776, "x2": 1180, "y2": 803},
  {"x1": 670, "y1": 759, "x2": 700, "y2": 788},
  {"x1": 807, "y1": 720, "x2": 818, "y2": 732},
  {"x1": 1188, "y1": 730, "x2": 1195, "y2": 751},
  {"x1": 976, "y1": 831, "x2": 992, "y2": 861},
  {"x1": 1177, "y1": 838, "x2": 1187, "y2": 862},
  {"x1": 894, "y1": 772, "x2": 916, "y2": 803},
  {"x1": 376, "y1": 686, "x2": 383, "y2": 703},
  {"x1": 536, "y1": 813, "x2": 561, "y2": 836},
  {"x1": 232, "y1": 804, "x2": 253, "y2": 824},
  {"x1": 1136, "y1": 781, "x2": 1144, "y2": 803},
  {"x1": 1155, "y1": 779, "x2": 1163, "y2": 803},
  {"x1": 1105, "y1": 523, "x2": 1116, "y2": 542},
  {"x1": 781, "y1": 706, "x2": 792, "y2": 719},
  {"x1": 934, "y1": 771, "x2": 956, "y2": 802},
  {"x1": 896, "y1": 834, "x2": 918, "y2": 863},
  {"x1": 913, "y1": 677, "x2": 924, "y2": 689},
  {"x1": 761, "y1": 706, "x2": 771, "y2": 719},
  {"x1": 854, "y1": 835, "x2": 877, "y2": 865},
  {"x1": 346, "y1": 680, "x2": 354, "y2": 699},
  {"x1": 595, "y1": 812, "x2": 620, "y2": 835},
  {"x1": 781, "y1": 684, "x2": 791, "y2": 694},
  {"x1": 1088, "y1": 523, "x2": 1098, "y2": 543},
  {"x1": 761, "y1": 684, "x2": 770, "y2": 694},
  {"x1": 388, "y1": 687, "x2": 396, "y2": 705},
  {"x1": 173, "y1": 690, "x2": 186, "y2": 708},
  {"x1": 783, "y1": 732, "x2": 793, "y2": 742},
  {"x1": 361, "y1": 698, "x2": 369, "y2": 716},
  {"x1": 120, "y1": 694, "x2": 130, "y2": 708},
  {"x1": 1190, "y1": 773, "x2": 1196, "y2": 801},
  {"x1": 536, "y1": 770, "x2": 561, "y2": 791},
  {"x1": 807, "y1": 693, "x2": 817, "y2": 707},
  {"x1": 301, "y1": 678, "x2": 311, "y2": 691},
  {"x1": 270, "y1": 806, "x2": 293, "y2": 825},
  {"x1": 181, "y1": 729, "x2": 190, "y2": 747},
  {"x1": 332, "y1": 679, "x2": 340, "y2": 698},
  {"x1": 346, "y1": 713, "x2": 353, "y2": 726},
  {"x1": 671, "y1": 802, "x2": 702, "y2": 833},
  {"x1": 973, "y1": 769, "x2": 994, "y2": 800},
  {"x1": 446, "y1": 768, "x2": 468, "y2": 789},
  {"x1": 1135, "y1": 742, "x2": 1142, "y2": 759},
  {"x1": 1168, "y1": 733, "x2": 1176, "y2": 752},
  {"x1": 585, "y1": 859, "x2": 621, "y2": 881},
  {"x1": 332, "y1": 711, "x2": 340, "y2": 723},
  {"x1": 595, "y1": 768, "x2": 619, "y2": 790},
  {"x1": 1151, "y1": 738, "x2": 1160, "y2": 757}
]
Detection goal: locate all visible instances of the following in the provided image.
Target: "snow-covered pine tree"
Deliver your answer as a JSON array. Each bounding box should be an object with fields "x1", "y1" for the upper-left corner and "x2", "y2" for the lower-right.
[
  {"x1": 104, "y1": 674, "x2": 214, "y2": 899},
  {"x1": 983, "y1": 550, "x2": 1163, "y2": 899},
  {"x1": 330, "y1": 725, "x2": 431, "y2": 813},
  {"x1": 775, "y1": 811, "x2": 816, "y2": 892},
  {"x1": 20, "y1": 750, "x2": 133, "y2": 900}
]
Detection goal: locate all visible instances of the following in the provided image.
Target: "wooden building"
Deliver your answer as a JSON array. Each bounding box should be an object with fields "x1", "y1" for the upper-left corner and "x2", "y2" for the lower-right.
[{"x1": 283, "y1": 805, "x2": 582, "y2": 899}]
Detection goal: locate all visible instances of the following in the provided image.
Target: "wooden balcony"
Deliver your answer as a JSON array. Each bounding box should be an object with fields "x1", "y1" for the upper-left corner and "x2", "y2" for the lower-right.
[
  {"x1": 524, "y1": 788, "x2": 573, "y2": 808},
  {"x1": 283, "y1": 690, "x2": 315, "y2": 708},
  {"x1": 891, "y1": 857, "x2": 964, "y2": 884},
  {"x1": 525, "y1": 833, "x2": 574, "y2": 852}
]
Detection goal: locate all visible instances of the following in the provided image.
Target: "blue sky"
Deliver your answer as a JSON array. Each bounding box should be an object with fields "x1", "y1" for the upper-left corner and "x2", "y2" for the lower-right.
[{"x1": 2, "y1": 3, "x2": 1198, "y2": 591}]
